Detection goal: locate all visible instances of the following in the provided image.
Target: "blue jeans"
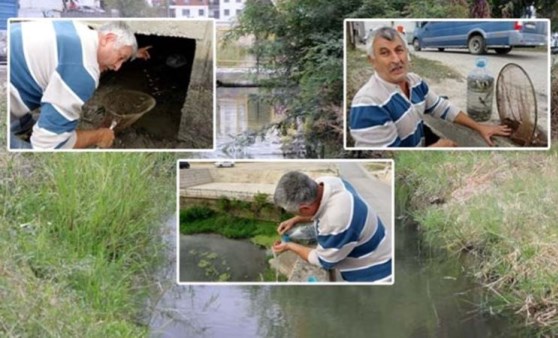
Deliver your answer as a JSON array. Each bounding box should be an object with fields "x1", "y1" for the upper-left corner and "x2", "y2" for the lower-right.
[{"x1": 9, "y1": 114, "x2": 34, "y2": 149}]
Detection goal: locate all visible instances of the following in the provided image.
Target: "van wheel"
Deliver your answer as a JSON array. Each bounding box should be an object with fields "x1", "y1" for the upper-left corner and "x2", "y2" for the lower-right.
[
  {"x1": 468, "y1": 35, "x2": 487, "y2": 55},
  {"x1": 495, "y1": 47, "x2": 512, "y2": 54},
  {"x1": 438, "y1": 48, "x2": 445, "y2": 52},
  {"x1": 413, "y1": 39, "x2": 421, "y2": 51}
]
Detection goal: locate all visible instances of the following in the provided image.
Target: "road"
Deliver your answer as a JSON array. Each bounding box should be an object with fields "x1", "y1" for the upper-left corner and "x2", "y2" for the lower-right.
[
  {"x1": 411, "y1": 49, "x2": 549, "y2": 122},
  {"x1": 337, "y1": 162, "x2": 392, "y2": 229}
]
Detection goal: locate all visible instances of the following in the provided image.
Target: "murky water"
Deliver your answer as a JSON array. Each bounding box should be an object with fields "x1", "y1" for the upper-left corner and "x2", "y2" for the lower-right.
[
  {"x1": 149, "y1": 218, "x2": 525, "y2": 338},
  {"x1": 179, "y1": 234, "x2": 268, "y2": 282}
]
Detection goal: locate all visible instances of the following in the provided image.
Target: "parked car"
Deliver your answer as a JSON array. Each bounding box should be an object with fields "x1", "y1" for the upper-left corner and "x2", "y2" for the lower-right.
[
  {"x1": 214, "y1": 161, "x2": 235, "y2": 168},
  {"x1": 412, "y1": 20, "x2": 547, "y2": 55},
  {"x1": 552, "y1": 33, "x2": 558, "y2": 54},
  {"x1": 179, "y1": 161, "x2": 190, "y2": 169}
]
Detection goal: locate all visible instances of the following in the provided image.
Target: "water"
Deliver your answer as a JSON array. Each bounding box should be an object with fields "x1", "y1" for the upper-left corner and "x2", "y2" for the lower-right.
[
  {"x1": 214, "y1": 87, "x2": 284, "y2": 159},
  {"x1": 179, "y1": 234, "x2": 268, "y2": 282},
  {"x1": 149, "y1": 218, "x2": 525, "y2": 338},
  {"x1": 466, "y1": 59, "x2": 494, "y2": 122}
]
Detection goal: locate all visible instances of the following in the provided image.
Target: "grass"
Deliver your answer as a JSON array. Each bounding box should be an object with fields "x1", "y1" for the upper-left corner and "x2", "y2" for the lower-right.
[
  {"x1": 179, "y1": 206, "x2": 278, "y2": 243},
  {"x1": 0, "y1": 153, "x2": 175, "y2": 337},
  {"x1": 396, "y1": 149, "x2": 558, "y2": 336}
]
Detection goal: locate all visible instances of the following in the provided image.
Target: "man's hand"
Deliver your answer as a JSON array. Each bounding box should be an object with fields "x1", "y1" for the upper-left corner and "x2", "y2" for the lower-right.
[
  {"x1": 272, "y1": 240, "x2": 289, "y2": 253},
  {"x1": 429, "y1": 138, "x2": 457, "y2": 147},
  {"x1": 277, "y1": 217, "x2": 299, "y2": 235},
  {"x1": 96, "y1": 128, "x2": 115, "y2": 148},
  {"x1": 475, "y1": 124, "x2": 512, "y2": 146},
  {"x1": 136, "y1": 46, "x2": 152, "y2": 60},
  {"x1": 454, "y1": 111, "x2": 512, "y2": 146},
  {"x1": 75, "y1": 128, "x2": 115, "y2": 149}
]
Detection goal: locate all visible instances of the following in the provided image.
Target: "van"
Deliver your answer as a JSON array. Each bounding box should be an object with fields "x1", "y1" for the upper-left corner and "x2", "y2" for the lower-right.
[{"x1": 412, "y1": 20, "x2": 547, "y2": 55}]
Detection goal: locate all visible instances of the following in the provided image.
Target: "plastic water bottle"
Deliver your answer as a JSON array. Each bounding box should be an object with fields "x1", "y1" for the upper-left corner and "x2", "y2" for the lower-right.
[{"x1": 466, "y1": 58, "x2": 494, "y2": 122}]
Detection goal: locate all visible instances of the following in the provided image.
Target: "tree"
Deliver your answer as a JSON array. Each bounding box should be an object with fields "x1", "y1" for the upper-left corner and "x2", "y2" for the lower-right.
[{"x1": 231, "y1": 0, "x2": 402, "y2": 157}]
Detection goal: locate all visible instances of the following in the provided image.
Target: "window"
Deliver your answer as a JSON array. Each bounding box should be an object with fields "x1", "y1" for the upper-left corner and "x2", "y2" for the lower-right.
[
  {"x1": 236, "y1": 0, "x2": 241, "y2": 2},
  {"x1": 224, "y1": 9, "x2": 230, "y2": 16},
  {"x1": 199, "y1": 9, "x2": 205, "y2": 16},
  {"x1": 236, "y1": 9, "x2": 241, "y2": 15},
  {"x1": 182, "y1": 9, "x2": 190, "y2": 16}
]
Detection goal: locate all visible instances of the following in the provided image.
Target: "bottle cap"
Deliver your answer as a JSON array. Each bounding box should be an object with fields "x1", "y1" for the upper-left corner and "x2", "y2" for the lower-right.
[
  {"x1": 307, "y1": 276, "x2": 318, "y2": 282},
  {"x1": 476, "y1": 57, "x2": 487, "y2": 68},
  {"x1": 281, "y1": 234, "x2": 290, "y2": 243}
]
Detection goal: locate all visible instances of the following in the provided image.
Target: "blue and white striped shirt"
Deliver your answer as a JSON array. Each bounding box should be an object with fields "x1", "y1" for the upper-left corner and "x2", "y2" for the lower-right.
[
  {"x1": 349, "y1": 73, "x2": 459, "y2": 148},
  {"x1": 10, "y1": 21, "x2": 100, "y2": 149},
  {"x1": 307, "y1": 177, "x2": 392, "y2": 282}
]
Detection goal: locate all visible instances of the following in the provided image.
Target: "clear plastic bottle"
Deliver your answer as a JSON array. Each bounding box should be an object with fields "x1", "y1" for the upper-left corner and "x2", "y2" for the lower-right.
[{"x1": 466, "y1": 58, "x2": 494, "y2": 122}]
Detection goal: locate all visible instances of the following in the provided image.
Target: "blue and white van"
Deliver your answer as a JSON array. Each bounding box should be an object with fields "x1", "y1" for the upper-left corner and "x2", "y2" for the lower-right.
[{"x1": 412, "y1": 20, "x2": 547, "y2": 55}]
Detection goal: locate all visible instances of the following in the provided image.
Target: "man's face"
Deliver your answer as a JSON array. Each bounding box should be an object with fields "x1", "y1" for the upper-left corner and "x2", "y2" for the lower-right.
[
  {"x1": 370, "y1": 36, "x2": 409, "y2": 85},
  {"x1": 97, "y1": 33, "x2": 133, "y2": 72}
]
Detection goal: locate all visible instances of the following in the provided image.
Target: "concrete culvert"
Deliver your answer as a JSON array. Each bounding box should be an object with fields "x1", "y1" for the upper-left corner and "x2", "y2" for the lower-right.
[{"x1": 81, "y1": 20, "x2": 214, "y2": 149}]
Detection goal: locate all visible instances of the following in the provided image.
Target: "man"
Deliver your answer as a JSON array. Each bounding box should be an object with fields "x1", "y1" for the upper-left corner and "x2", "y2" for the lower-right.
[
  {"x1": 349, "y1": 26, "x2": 511, "y2": 148},
  {"x1": 9, "y1": 20, "x2": 150, "y2": 149},
  {"x1": 272, "y1": 171, "x2": 392, "y2": 282}
]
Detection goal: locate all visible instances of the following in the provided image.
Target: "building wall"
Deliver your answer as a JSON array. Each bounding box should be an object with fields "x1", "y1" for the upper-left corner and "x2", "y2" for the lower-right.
[
  {"x1": 219, "y1": 0, "x2": 244, "y2": 22},
  {"x1": 170, "y1": 5, "x2": 209, "y2": 18}
]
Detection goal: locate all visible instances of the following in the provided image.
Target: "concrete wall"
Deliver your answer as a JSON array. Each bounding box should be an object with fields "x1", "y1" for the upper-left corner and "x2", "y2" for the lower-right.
[
  {"x1": 178, "y1": 20, "x2": 214, "y2": 143},
  {"x1": 180, "y1": 168, "x2": 214, "y2": 188}
]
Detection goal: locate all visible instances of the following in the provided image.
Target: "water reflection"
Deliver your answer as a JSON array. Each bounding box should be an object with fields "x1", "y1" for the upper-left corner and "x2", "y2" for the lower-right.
[
  {"x1": 150, "y1": 219, "x2": 524, "y2": 338},
  {"x1": 216, "y1": 88, "x2": 283, "y2": 159}
]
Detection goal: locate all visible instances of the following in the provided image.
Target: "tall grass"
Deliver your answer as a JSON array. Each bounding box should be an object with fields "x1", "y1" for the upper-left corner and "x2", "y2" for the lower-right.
[
  {"x1": 0, "y1": 153, "x2": 175, "y2": 337},
  {"x1": 397, "y1": 149, "x2": 558, "y2": 335}
]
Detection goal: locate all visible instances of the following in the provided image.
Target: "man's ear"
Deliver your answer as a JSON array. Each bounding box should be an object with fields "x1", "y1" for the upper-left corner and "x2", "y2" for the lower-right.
[
  {"x1": 100, "y1": 33, "x2": 116, "y2": 47},
  {"x1": 367, "y1": 55, "x2": 375, "y2": 67}
]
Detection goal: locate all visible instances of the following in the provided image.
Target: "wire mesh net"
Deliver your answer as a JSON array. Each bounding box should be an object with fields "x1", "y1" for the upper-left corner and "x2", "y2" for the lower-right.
[{"x1": 496, "y1": 63, "x2": 545, "y2": 146}]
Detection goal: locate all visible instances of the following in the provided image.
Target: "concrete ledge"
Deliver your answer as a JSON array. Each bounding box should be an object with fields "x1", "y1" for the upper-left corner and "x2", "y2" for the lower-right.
[
  {"x1": 182, "y1": 182, "x2": 275, "y2": 202},
  {"x1": 269, "y1": 247, "x2": 330, "y2": 282},
  {"x1": 424, "y1": 115, "x2": 516, "y2": 147}
]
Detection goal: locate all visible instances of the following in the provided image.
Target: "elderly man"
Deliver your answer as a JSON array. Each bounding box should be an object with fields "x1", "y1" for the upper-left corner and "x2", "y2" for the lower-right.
[
  {"x1": 272, "y1": 171, "x2": 392, "y2": 282},
  {"x1": 349, "y1": 26, "x2": 511, "y2": 148},
  {"x1": 9, "y1": 20, "x2": 150, "y2": 149}
]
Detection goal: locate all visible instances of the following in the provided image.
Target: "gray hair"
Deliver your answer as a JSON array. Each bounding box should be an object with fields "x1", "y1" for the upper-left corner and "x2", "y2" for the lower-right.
[
  {"x1": 274, "y1": 171, "x2": 318, "y2": 214},
  {"x1": 98, "y1": 21, "x2": 138, "y2": 57},
  {"x1": 367, "y1": 26, "x2": 406, "y2": 58}
]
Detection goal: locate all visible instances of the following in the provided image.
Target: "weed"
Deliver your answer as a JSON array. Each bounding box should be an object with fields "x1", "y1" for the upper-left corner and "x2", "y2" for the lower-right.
[{"x1": 0, "y1": 153, "x2": 174, "y2": 336}]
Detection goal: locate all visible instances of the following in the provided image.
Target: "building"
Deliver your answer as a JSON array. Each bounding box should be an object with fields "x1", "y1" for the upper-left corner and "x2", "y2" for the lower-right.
[
  {"x1": 170, "y1": 0, "x2": 210, "y2": 19},
  {"x1": 220, "y1": 0, "x2": 245, "y2": 22}
]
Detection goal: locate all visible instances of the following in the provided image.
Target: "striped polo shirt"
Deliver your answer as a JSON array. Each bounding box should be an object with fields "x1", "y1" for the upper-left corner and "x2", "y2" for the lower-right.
[
  {"x1": 307, "y1": 176, "x2": 392, "y2": 282},
  {"x1": 10, "y1": 21, "x2": 100, "y2": 149},
  {"x1": 349, "y1": 72, "x2": 459, "y2": 147}
]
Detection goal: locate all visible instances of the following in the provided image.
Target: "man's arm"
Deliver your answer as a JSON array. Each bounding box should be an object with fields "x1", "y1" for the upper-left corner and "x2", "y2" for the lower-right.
[{"x1": 349, "y1": 104, "x2": 400, "y2": 147}]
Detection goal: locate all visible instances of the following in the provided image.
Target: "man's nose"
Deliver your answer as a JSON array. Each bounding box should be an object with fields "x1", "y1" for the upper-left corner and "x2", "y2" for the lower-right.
[
  {"x1": 114, "y1": 61, "x2": 123, "y2": 71},
  {"x1": 389, "y1": 51, "x2": 401, "y2": 63}
]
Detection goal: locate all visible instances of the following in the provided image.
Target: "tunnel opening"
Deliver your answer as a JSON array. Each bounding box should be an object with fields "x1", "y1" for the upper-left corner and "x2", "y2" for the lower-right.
[{"x1": 88, "y1": 33, "x2": 197, "y2": 148}]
